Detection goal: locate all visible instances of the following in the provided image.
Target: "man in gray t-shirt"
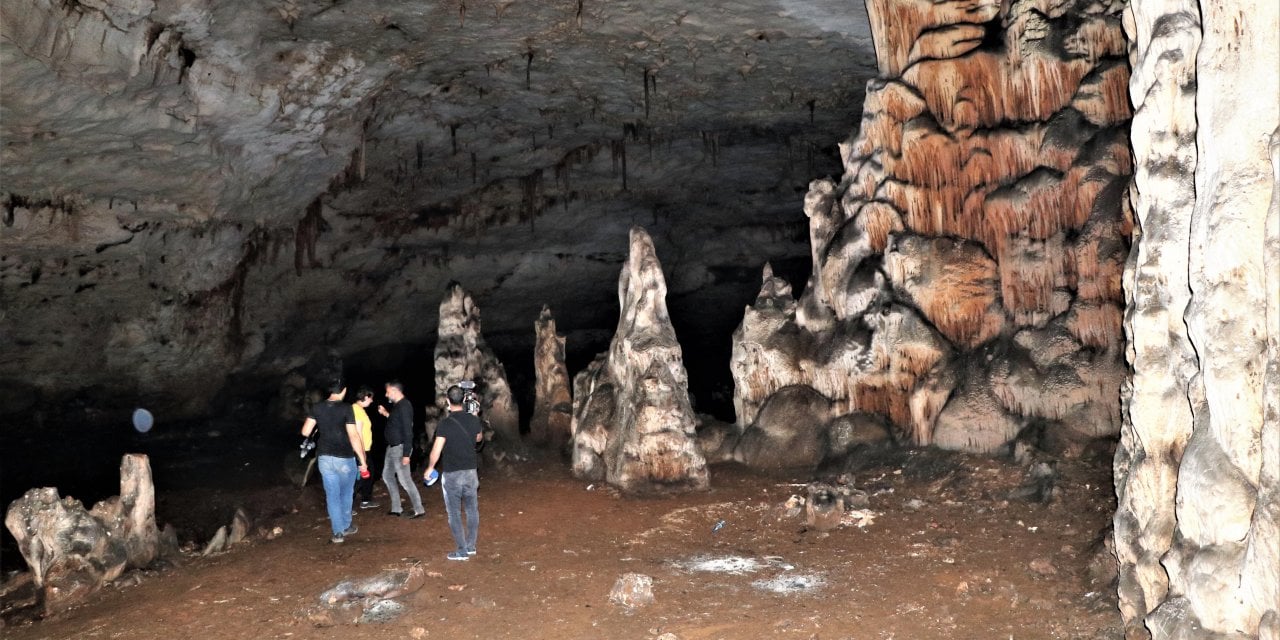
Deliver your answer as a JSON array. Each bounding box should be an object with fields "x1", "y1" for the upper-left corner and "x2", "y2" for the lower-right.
[{"x1": 425, "y1": 384, "x2": 484, "y2": 561}]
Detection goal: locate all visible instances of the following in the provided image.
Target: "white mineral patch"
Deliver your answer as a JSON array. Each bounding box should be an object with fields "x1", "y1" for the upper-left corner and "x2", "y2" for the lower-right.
[
  {"x1": 751, "y1": 573, "x2": 825, "y2": 594},
  {"x1": 677, "y1": 555, "x2": 764, "y2": 575}
]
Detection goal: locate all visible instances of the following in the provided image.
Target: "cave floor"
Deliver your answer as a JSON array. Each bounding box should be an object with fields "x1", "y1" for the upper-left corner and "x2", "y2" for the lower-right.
[{"x1": 3, "y1": 452, "x2": 1121, "y2": 640}]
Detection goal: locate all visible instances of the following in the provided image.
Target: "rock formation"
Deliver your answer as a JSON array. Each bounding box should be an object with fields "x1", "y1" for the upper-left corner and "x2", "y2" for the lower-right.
[
  {"x1": 1114, "y1": 0, "x2": 1279, "y2": 638},
  {"x1": 570, "y1": 227, "x2": 708, "y2": 493},
  {"x1": 530, "y1": 306, "x2": 572, "y2": 452},
  {"x1": 4, "y1": 454, "x2": 164, "y2": 614},
  {"x1": 730, "y1": 0, "x2": 1132, "y2": 463},
  {"x1": 430, "y1": 283, "x2": 519, "y2": 445}
]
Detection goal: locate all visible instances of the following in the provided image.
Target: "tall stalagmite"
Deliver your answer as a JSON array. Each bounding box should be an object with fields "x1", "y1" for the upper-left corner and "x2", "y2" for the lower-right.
[
  {"x1": 731, "y1": 0, "x2": 1132, "y2": 462},
  {"x1": 570, "y1": 227, "x2": 709, "y2": 493},
  {"x1": 1115, "y1": 0, "x2": 1280, "y2": 638},
  {"x1": 530, "y1": 305, "x2": 572, "y2": 451},
  {"x1": 431, "y1": 283, "x2": 520, "y2": 445}
]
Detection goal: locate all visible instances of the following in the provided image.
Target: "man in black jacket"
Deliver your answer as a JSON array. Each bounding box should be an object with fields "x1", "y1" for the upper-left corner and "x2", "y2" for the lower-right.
[{"x1": 377, "y1": 380, "x2": 425, "y2": 518}]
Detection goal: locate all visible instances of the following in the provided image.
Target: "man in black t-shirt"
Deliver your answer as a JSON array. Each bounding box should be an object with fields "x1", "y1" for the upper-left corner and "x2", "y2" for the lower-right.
[
  {"x1": 424, "y1": 384, "x2": 484, "y2": 561},
  {"x1": 301, "y1": 380, "x2": 369, "y2": 544}
]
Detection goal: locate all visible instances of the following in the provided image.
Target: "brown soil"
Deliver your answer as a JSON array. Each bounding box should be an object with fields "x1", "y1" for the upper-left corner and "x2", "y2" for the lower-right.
[{"x1": 2, "y1": 451, "x2": 1121, "y2": 640}]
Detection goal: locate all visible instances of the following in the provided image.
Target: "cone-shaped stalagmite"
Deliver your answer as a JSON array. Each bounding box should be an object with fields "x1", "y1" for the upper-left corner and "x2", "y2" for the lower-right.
[
  {"x1": 571, "y1": 227, "x2": 709, "y2": 492},
  {"x1": 731, "y1": 0, "x2": 1132, "y2": 460},
  {"x1": 530, "y1": 306, "x2": 572, "y2": 451},
  {"x1": 432, "y1": 283, "x2": 519, "y2": 444}
]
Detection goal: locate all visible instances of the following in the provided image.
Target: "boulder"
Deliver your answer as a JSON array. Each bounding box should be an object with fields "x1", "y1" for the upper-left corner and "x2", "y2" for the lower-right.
[{"x1": 735, "y1": 385, "x2": 832, "y2": 470}]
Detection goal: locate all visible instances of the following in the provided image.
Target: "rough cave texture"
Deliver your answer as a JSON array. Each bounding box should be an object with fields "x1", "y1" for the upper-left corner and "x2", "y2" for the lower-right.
[
  {"x1": 1113, "y1": 0, "x2": 1280, "y2": 638},
  {"x1": 429, "y1": 283, "x2": 518, "y2": 444},
  {"x1": 530, "y1": 306, "x2": 572, "y2": 451},
  {"x1": 571, "y1": 227, "x2": 708, "y2": 493},
  {"x1": 730, "y1": 0, "x2": 1132, "y2": 463},
  {"x1": 0, "y1": 0, "x2": 876, "y2": 423},
  {"x1": 4, "y1": 455, "x2": 165, "y2": 614}
]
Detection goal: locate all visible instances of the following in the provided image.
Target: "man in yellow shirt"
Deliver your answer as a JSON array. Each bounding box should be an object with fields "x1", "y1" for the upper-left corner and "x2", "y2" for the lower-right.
[{"x1": 352, "y1": 387, "x2": 378, "y2": 510}]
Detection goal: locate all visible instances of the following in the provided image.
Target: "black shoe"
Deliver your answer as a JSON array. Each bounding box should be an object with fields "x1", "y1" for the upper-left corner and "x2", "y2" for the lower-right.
[
  {"x1": 404, "y1": 511, "x2": 425, "y2": 519},
  {"x1": 342, "y1": 524, "x2": 358, "y2": 536},
  {"x1": 359, "y1": 501, "x2": 379, "y2": 510},
  {"x1": 387, "y1": 511, "x2": 403, "y2": 517}
]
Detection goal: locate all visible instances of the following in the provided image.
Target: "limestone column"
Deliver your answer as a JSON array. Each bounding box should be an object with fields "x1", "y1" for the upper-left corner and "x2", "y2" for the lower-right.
[{"x1": 1116, "y1": 0, "x2": 1280, "y2": 637}]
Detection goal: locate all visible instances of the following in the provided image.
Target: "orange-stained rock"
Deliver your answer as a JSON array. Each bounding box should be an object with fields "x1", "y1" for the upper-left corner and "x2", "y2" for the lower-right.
[{"x1": 733, "y1": 0, "x2": 1131, "y2": 455}]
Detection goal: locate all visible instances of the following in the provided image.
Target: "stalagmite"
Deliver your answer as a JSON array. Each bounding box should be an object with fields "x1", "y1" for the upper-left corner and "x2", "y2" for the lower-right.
[
  {"x1": 431, "y1": 283, "x2": 520, "y2": 445},
  {"x1": 4, "y1": 454, "x2": 164, "y2": 614},
  {"x1": 1115, "y1": 0, "x2": 1280, "y2": 638},
  {"x1": 570, "y1": 227, "x2": 708, "y2": 493},
  {"x1": 530, "y1": 305, "x2": 572, "y2": 451},
  {"x1": 732, "y1": 0, "x2": 1132, "y2": 457}
]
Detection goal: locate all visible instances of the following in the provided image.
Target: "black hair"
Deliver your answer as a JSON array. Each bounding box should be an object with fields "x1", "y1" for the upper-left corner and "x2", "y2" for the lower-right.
[
  {"x1": 325, "y1": 378, "x2": 346, "y2": 395},
  {"x1": 386, "y1": 379, "x2": 405, "y2": 393},
  {"x1": 355, "y1": 386, "x2": 374, "y2": 401},
  {"x1": 446, "y1": 385, "x2": 465, "y2": 405}
]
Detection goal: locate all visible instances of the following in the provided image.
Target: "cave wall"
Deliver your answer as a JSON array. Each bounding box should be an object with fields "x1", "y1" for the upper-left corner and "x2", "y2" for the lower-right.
[
  {"x1": 0, "y1": 0, "x2": 875, "y2": 421},
  {"x1": 1114, "y1": 0, "x2": 1280, "y2": 637},
  {"x1": 731, "y1": 0, "x2": 1132, "y2": 458}
]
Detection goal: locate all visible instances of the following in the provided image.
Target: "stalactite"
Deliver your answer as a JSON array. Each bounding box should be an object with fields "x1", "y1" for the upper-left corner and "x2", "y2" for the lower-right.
[
  {"x1": 293, "y1": 198, "x2": 326, "y2": 276},
  {"x1": 643, "y1": 68, "x2": 651, "y2": 119},
  {"x1": 525, "y1": 49, "x2": 534, "y2": 90},
  {"x1": 610, "y1": 139, "x2": 627, "y2": 191}
]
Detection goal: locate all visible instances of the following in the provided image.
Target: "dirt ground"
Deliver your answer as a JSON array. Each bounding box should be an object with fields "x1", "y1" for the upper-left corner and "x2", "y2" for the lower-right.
[{"x1": 1, "y1": 450, "x2": 1122, "y2": 640}]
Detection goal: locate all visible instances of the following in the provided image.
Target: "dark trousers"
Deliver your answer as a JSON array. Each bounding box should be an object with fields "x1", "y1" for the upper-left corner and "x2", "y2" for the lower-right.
[{"x1": 354, "y1": 449, "x2": 375, "y2": 502}]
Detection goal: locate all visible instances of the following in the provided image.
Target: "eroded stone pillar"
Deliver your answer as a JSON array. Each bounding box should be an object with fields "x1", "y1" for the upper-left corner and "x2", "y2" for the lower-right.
[
  {"x1": 4, "y1": 454, "x2": 163, "y2": 615},
  {"x1": 570, "y1": 227, "x2": 708, "y2": 492},
  {"x1": 1116, "y1": 0, "x2": 1280, "y2": 637},
  {"x1": 431, "y1": 283, "x2": 520, "y2": 444},
  {"x1": 530, "y1": 305, "x2": 572, "y2": 451}
]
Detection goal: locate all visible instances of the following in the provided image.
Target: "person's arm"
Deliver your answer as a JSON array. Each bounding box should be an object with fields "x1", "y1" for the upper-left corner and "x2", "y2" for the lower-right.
[
  {"x1": 301, "y1": 417, "x2": 316, "y2": 438},
  {"x1": 345, "y1": 420, "x2": 368, "y2": 471},
  {"x1": 424, "y1": 434, "x2": 446, "y2": 479}
]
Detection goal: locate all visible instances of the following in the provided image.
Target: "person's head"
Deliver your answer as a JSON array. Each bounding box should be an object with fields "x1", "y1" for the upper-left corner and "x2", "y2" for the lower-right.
[
  {"x1": 354, "y1": 386, "x2": 374, "y2": 407},
  {"x1": 446, "y1": 384, "x2": 465, "y2": 408},
  {"x1": 326, "y1": 378, "x2": 347, "y2": 400},
  {"x1": 385, "y1": 380, "x2": 405, "y2": 402}
]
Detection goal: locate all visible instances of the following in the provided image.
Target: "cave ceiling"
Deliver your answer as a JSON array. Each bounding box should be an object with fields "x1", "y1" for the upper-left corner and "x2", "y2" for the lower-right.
[{"x1": 0, "y1": 0, "x2": 877, "y2": 413}]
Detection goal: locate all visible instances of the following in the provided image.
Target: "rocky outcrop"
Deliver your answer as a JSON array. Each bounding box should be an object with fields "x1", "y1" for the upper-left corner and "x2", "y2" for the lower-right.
[
  {"x1": 731, "y1": 0, "x2": 1132, "y2": 460},
  {"x1": 4, "y1": 454, "x2": 165, "y2": 614},
  {"x1": 1114, "y1": 0, "x2": 1280, "y2": 638},
  {"x1": 570, "y1": 227, "x2": 708, "y2": 493},
  {"x1": 430, "y1": 283, "x2": 519, "y2": 445},
  {"x1": 530, "y1": 306, "x2": 572, "y2": 452}
]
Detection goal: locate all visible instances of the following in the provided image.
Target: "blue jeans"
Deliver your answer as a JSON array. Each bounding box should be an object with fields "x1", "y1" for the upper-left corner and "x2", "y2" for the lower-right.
[
  {"x1": 441, "y1": 470, "x2": 479, "y2": 553},
  {"x1": 318, "y1": 455, "x2": 357, "y2": 536}
]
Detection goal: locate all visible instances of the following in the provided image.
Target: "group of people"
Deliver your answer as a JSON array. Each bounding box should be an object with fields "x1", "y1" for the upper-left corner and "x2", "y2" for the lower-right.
[{"x1": 300, "y1": 380, "x2": 484, "y2": 561}]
